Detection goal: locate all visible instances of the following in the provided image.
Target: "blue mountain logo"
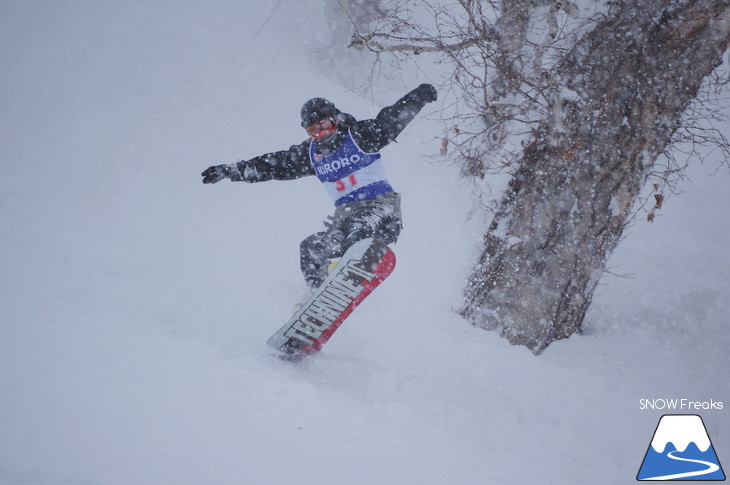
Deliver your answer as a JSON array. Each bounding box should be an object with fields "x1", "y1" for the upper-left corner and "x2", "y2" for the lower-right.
[{"x1": 637, "y1": 414, "x2": 725, "y2": 481}]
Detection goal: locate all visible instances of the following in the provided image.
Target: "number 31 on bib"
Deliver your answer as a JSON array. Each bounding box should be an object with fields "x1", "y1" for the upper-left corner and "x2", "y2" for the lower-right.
[{"x1": 335, "y1": 174, "x2": 358, "y2": 192}]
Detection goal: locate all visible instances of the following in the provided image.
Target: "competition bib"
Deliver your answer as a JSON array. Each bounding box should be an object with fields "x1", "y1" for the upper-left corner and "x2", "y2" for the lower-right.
[{"x1": 310, "y1": 130, "x2": 393, "y2": 206}]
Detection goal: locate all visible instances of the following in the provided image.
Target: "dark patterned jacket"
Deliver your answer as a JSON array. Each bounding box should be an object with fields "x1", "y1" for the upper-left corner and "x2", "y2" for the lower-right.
[{"x1": 230, "y1": 84, "x2": 436, "y2": 183}]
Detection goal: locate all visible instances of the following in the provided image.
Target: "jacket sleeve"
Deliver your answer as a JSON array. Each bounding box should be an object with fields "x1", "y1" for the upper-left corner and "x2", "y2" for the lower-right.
[
  {"x1": 231, "y1": 139, "x2": 315, "y2": 182},
  {"x1": 351, "y1": 84, "x2": 436, "y2": 153}
]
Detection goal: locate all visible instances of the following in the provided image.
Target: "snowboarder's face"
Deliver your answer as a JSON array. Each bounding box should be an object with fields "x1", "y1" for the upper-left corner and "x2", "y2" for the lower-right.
[{"x1": 305, "y1": 116, "x2": 337, "y2": 140}]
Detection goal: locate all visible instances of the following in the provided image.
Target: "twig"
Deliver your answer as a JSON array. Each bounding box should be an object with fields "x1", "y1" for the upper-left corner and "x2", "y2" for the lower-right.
[{"x1": 255, "y1": 0, "x2": 284, "y2": 36}]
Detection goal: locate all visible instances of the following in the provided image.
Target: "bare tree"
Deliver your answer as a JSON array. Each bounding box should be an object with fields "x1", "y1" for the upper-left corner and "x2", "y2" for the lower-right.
[{"x1": 351, "y1": 0, "x2": 730, "y2": 353}]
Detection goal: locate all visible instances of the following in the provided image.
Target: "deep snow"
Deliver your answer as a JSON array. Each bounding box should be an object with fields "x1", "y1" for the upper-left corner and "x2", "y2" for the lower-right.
[{"x1": 0, "y1": 2, "x2": 727, "y2": 484}]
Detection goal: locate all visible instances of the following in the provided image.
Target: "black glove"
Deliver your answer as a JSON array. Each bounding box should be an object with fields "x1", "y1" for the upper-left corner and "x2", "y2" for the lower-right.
[
  {"x1": 201, "y1": 164, "x2": 233, "y2": 184},
  {"x1": 416, "y1": 83, "x2": 437, "y2": 103}
]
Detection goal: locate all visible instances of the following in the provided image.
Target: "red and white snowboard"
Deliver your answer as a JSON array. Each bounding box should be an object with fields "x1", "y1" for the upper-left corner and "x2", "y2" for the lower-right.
[{"x1": 267, "y1": 238, "x2": 395, "y2": 359}]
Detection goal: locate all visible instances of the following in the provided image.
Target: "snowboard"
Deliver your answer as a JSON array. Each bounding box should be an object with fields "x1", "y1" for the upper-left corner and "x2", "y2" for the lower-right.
[{"x1": 267, "y1": 237, "x2": 396, "y2": 359}]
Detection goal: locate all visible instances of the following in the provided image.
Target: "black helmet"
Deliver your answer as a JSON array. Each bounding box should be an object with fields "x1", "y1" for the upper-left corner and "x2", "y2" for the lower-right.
[{"x1": 300, "y1": 97, "x2": 338, "y2": 127}]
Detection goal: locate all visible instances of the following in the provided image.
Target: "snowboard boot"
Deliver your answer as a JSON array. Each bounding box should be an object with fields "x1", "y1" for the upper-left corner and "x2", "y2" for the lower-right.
[{"x1": 292, "y1": 259, "x2": 339, "y2": 313}]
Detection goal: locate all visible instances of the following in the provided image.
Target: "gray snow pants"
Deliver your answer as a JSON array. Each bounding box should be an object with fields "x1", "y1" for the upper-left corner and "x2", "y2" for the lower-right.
[{"x1": 300, "y1": 191, "x2": 402, "y2": 289}]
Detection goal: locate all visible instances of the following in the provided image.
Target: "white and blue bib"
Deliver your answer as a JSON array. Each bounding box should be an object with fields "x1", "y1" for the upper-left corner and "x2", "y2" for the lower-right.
[{"x1": 309, "y1": 129, "x2": 393, "y2": 206}]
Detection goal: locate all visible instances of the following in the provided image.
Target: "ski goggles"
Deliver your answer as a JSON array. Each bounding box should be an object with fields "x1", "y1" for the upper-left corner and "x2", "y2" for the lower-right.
[{"x1": 305, "y1": 116, "x2": 337, "y2": 140}]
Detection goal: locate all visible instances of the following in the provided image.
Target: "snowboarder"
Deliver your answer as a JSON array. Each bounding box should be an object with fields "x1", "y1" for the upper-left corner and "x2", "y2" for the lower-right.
[{"x1": 201, "y1": 83, "x2": 438, "y2": 290}]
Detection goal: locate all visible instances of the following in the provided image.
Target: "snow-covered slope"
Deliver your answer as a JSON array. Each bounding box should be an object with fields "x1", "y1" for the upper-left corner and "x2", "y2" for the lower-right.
[{"x1": 1, "y1": 2, "x2": 727, "y2": 484}]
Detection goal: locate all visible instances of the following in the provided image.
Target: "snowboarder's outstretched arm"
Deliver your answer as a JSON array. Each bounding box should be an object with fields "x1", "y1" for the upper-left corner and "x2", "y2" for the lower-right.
[
  {"x1": 201, "y1": 139, "x2": 315, "y2": 184},
  {"x1": 351, "y1": 83, "x2": 437, "y2": 153}
]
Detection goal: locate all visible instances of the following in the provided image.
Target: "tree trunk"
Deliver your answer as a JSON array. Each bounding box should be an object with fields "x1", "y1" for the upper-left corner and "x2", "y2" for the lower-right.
[{"x1": 460, "y1": 0, "x2": 730, "y2": 353}]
